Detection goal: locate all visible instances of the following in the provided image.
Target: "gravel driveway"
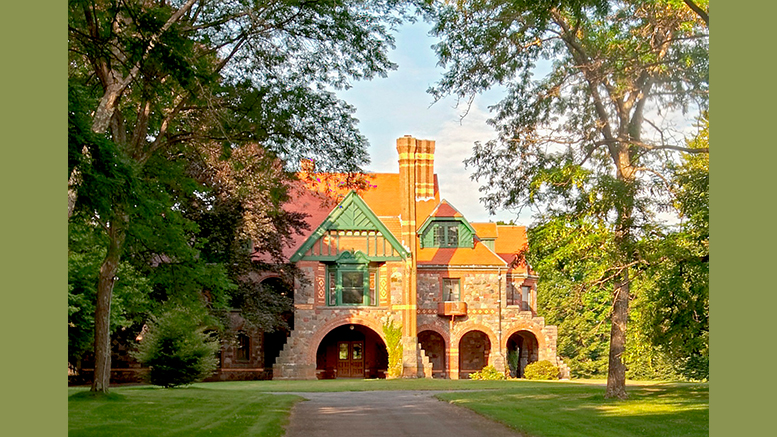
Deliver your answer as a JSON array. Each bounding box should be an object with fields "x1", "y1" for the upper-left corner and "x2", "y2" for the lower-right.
[{"x1": 280, "y1": 390, "x2": 526, "y2": 437}]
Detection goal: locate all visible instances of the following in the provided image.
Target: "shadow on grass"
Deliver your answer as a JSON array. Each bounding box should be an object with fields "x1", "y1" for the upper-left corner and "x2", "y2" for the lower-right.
[{"x1": 69, "y1": 391, "x2": 127, "y2": 402}]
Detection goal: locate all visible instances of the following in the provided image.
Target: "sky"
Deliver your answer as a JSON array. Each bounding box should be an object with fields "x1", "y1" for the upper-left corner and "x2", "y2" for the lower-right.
[
  {"x1": 336, "y1": 21, "x2": 530, "y2": 225},
  {"x1": 336, "y1": 20, "x2": 698, "y2": 227}
]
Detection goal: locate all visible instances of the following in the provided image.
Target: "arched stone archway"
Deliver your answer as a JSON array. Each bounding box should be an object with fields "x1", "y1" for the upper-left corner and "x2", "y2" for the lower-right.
[
  {"x1": 458, "y1": 330, "x2": 491, "y2": 379},
  {"x1": 418, "y1": 330, "x2": 447, "y2": 378},
  {"x1": 314, "y1": 324, "x2": 388, "y2": 379},
  {"x1": 506, "y1": 330, "x2": 539, "y2": 378},
  {"x1": 502, "y1": 323, "x2": 547, "y2": 353}
]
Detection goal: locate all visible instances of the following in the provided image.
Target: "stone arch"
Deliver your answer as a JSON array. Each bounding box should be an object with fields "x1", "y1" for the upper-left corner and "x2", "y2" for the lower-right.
[
  {"x1": 417, "y1": 323, "x2": 450, "y2": 346},
  {"x1": 311, "y1": 317, "x2": 388, "y2": 379},
  {"x1": 505, "y1": 329, "x2": 540, "y2": 378},
  {"x1": 306, "y1": 315, "x2": 387, "y2": 364},
  {"x1": 501, "y1": 321, "x2": 547, "y2": 353},
  {"x1": 457, "y1": 329, "x2": 492, "y2": 379},
  {"x1": 418, "y1": 324, "x2": 449, "y2": 379},
  {"x1": 451, "y1": 323, "x2": 498, "y2": 350}
]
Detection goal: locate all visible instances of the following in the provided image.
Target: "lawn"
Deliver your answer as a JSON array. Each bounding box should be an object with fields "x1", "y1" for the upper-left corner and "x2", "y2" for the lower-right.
[
  {"x1": 434, "y1": 380, "x2": 709, "y2": 437},
  {"x1": 68, "y1": 386, "x2": 302, "y2": 437},
  {"x1": 68, "y1": 379, "x2": 708, "y2": 437}
]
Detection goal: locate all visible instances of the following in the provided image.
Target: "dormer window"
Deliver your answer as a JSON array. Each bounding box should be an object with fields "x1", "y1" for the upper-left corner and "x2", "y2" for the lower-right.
[{"x1": 433, "y1": 222, "x2": 459, "y2": 247}]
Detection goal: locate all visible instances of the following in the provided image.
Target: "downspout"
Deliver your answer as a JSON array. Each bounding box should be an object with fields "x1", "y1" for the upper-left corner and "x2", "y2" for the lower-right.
[{"x1": 498, "y1": 267, "x2": 504, "y2": 373}]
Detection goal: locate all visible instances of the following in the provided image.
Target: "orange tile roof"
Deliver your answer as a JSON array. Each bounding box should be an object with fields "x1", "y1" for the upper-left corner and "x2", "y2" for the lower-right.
[
  {"x1": 428, "y1": 199, "x2": 463, "y2": 218},
  {"x1": 267, "y1": 171, "x2": 532, "y2": 273},
  {"x1": 417, "y1": 240, "x2": 507, "y2": 267},
  {"x1": 493, "y1": 225, "x2": 531, "y2": 274},
  {"x1": 471, "y1": 222, "x2": 499, "y2": 239},
  {"x1": 299, "y1": 171, "x2": 441, "y2": 227}
]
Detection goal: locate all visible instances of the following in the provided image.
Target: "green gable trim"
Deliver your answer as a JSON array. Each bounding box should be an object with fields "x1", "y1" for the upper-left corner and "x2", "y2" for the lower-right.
[
  {"x1": 297, "y1": 255, "x2": 404, "y2": 262},
  {"x1": 290, "y1": 191, "x2": 409, "y2": 262}
]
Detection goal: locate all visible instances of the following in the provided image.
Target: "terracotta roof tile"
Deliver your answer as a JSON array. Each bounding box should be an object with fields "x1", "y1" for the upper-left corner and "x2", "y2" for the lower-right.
[
  {"x1": 471, "y1": 222, "x2": 499, "y2": 239},
  {"x1": 429, "y1": 199, "x2": 463, "y2": 218},
  {"x1": 494, "y1": 225, "x2": 531, "y2": 273},
  {"x1": 417, "y1": 240, "x2": 507, "y2": 267}
]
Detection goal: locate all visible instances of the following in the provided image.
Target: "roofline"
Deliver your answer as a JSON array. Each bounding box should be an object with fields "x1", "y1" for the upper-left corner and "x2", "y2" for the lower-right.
[
  {"x1": 417, "y1": 265, "x2": 507, "y2": 270},
  {"x1": 289, "y1": 190, "x2": 410, "y2": 262}
]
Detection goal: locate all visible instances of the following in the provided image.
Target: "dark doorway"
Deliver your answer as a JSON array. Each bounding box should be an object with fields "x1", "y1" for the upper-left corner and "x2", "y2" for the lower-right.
[
  {"x1": 418, "y1": 330, "x2": 446, "y2": 378},
  {"x1": 506, "y1": 331, "x2": 539, "y2": 378},
  {"x1": 316, "y1": 324, "x2": 387, "y2": 379}
]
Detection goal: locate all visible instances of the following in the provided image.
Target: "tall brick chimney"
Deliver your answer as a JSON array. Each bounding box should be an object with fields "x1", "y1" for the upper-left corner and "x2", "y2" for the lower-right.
[
  {"x1": 395, "y1": 135, "x2": 436, "y2": 361},
  {"x1": 397, "y1": 135, "x2": 435, "y2": 209}
]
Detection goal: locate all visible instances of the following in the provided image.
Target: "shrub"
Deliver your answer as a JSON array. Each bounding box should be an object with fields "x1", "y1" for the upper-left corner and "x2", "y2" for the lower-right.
[
  {"x1": 382, "y1": 318, "x2": 403, "y2": 378},
  {"x1": 523, "y1": 360, "x2": 560, "y2": 380},
  {"x1": 507, "y1": 350, "x2": 520, "y2": 378},
  {"x1": 469, "y1": 365, "x2": 506, "y2": 380},
  {"x1": 133, "y1": 307, "x2": 219, "y2": 388}
]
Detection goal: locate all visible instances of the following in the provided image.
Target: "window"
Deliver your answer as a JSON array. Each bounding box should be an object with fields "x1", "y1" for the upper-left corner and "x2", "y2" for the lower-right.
[
  {"x1": 341, "y1": 271, "x2": 365, "y2": 304},
  {"x1": 443, "y1": 278, "x2": 461, "y2": 301},
  {"x1": 236, "y1": 332, "x2": 250, "y2": 361},
  {"x1": 506, "y1": 285, "x2": 520, "y2": 306},
  {"x1": 521, "y1": 286, "x2": 531, "y2": 311},
  {"x1": 433, "y1": 222, "x2": 459, "y2": 247},
  {"x1": 326, "y1": 253, "x2": 378, "y2": 306}
]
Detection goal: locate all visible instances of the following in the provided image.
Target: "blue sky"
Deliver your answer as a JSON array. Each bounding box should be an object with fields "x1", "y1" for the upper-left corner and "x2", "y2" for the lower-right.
[{"x1": 336, "y1": 20, "x2": 530, "y2": 225}]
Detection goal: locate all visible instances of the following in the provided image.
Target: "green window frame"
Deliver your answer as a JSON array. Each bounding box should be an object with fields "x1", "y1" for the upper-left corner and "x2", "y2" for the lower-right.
[{"x1": 326, "y1": 255, "x2": 378, "y2": 306}]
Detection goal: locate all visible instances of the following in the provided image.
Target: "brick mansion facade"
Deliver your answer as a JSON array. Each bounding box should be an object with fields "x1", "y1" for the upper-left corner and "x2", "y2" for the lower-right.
[{"x1": 266, "y1": 136, "x2": 569, "y2": 380}]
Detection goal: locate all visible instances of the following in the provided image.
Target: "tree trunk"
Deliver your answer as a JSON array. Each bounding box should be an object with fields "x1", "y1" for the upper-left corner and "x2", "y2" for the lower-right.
[
  {"x1": 605, "y1": 271, "x2": 630, "y2": 399},
  {"x1": 90, "y1": 213, "x2": 128, "y2": 393}
]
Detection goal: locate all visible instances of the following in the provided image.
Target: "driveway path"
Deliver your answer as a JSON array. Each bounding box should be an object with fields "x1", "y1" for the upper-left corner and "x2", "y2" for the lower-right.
[{"x1": 281, "y1": 390, "x2": 525, "y2": 437}]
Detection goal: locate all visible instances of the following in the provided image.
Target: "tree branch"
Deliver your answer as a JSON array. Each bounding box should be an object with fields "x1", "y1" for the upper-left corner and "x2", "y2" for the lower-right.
[
  {"x1": 683, "y1": 0, "x2": 709, "y2": 27},
  {"x1": 91, "y1": 0, "x2": 200, "y2": 134},
  {"x1": 595, "y1": 138, "x2": 708, "y2": 154}
]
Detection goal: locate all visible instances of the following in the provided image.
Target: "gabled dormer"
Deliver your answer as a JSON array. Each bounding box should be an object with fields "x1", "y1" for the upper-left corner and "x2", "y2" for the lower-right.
[
  {"x1": 290, "y1": 190, "x2": 409, "y2": 262},
  {"x1": 418, "y1": 200, "x2": 477, "y2": 249}
]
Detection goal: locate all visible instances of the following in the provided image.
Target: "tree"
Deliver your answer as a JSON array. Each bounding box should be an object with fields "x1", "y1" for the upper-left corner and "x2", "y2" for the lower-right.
[
  {"x1": 132, "y1": 306, "x2": 220, "y2": 388},
  {"x1": 427, "y1": 0, "x2": 708, "y2": 398},
  {"x1": 69, "y1": 0, "x2": 420, "y2": 392},
  {"x1": 640, "y1": 113, "x2": 709, "y2": 380}
]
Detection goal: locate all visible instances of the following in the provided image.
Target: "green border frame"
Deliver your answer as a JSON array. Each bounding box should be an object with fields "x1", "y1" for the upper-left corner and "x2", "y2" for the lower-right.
[
  {"x1": 714, "y1": 2, "x2": 772, "y2": 436},
  {"x1": 13, "y1": 2, "x2": 762, "y2": 436},
  {"x1": 4, "y1": 2, "x2": 65, "y2": 436}
]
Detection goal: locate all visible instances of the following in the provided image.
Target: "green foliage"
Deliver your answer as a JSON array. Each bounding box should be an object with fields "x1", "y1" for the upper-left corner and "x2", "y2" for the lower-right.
[
  {"x1": 68, "y1": 219, "x2": 153, "y2": 363},
  {"x1": 426, "y1": 1, "x2": 708, "y2": 392},
  {"x1": 469, "y1": 365, "x2": 506, "y2": 380},
  {"x1": 638, "y1": 115, "x2": 709, "y2": 381},
  {"x1": 507, "y1": 350, "x2": 520, "y2": 378},
  {"x1": 133, "y1": 307, "x2": 219, "y2": 388},
  {"x1": 69, "y1": 1, "x2": 425, "y2": 390},
  {"x1": 382, "y1": 318, "x2": 403, "y2": 378},
  {"x1": 523, "y1": 361, "x2": 560, "y2": 380}
]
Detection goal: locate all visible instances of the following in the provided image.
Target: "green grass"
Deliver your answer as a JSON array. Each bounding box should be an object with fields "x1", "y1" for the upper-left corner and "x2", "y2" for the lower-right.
[
  {"x1": 434, "y1": 380, "x2": 709, "y2": 437},
  {"x1": 68, "y1": 385, "x2": 302, "y2": 437},
  {"x1": 69, "y1": 379, "x2": 708, "y2": 437}
]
